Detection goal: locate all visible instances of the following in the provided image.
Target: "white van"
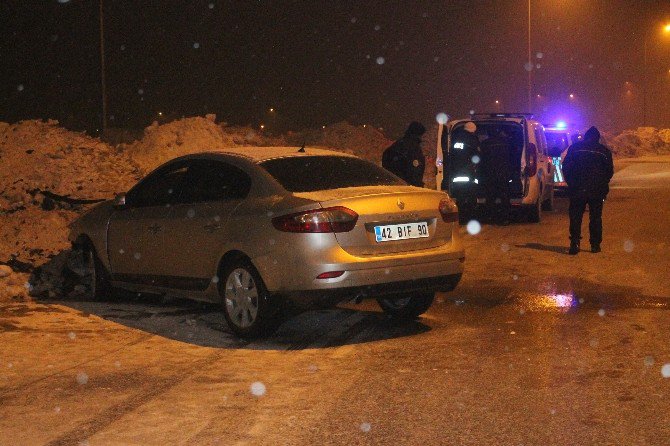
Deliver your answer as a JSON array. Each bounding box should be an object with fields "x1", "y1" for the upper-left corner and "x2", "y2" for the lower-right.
[{"x1": 436, "y1": 113, "x2": 555, "y2": 223}]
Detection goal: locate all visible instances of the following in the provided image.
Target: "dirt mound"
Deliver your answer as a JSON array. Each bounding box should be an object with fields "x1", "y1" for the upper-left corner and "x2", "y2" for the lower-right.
[{"x1": 0, "y1": 119, "x2": 140, "y2": 213}]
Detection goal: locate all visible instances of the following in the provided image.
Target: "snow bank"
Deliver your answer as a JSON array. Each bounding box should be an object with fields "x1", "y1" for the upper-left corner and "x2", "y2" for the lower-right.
[
  {"x1": 604, "y1": 127, "x2": 670, "y2": 158},
  {"x1": 0, "y1": 119, "x2": 140, "y2": 213},
  {"x1": 123, "y1": 115, "x2": 287, "y2": 172}
]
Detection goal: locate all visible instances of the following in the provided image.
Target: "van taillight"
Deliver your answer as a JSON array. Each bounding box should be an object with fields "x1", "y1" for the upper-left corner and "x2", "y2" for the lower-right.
[
  {"x1": 272, "y1": 206, "x2": 358, "y2": 233},
  {"x1": 525, "y1": 142, "x2": 538, "y2": 176},
  {"x1": 439, "y1": 198, "x2": 459, "y2": 223}
]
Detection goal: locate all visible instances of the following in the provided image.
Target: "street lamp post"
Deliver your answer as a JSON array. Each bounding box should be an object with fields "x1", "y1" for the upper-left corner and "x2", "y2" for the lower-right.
[
  {"x1": 99, "y1": 0, "x2": 107, "y2": 134},
  {"x1": 527, "y1": 0, "x2": 532, "y2": 113},
  {"x1": 642, "y1": 22, "x2": 670, "y2": 126}
]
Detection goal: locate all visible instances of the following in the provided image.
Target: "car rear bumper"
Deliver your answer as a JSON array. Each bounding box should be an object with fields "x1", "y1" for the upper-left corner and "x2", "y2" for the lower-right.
[{"x1": 282, "y1": 272, "x2": 463, "y2": 308}]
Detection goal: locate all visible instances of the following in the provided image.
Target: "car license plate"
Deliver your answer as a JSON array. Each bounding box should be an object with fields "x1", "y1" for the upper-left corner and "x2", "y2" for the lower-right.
[{"x1": 374, "y1": 222, "x2": 429, "y2": 243}]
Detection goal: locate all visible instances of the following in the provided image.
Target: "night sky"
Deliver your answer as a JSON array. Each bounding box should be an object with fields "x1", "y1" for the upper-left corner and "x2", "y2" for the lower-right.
[{"x1": 1, "y1": 0, "x2": 669, "y2": 137}]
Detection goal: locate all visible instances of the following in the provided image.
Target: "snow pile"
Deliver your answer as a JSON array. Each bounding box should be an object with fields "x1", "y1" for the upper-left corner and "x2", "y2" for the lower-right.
[
  {"x1": 123, "y1": 115, "x2": 286, "y2": 172},
  {"x1": 604, "y1": 127, "x2": 670, "y2": 158},
  {"x1": 286, "y1": 122, "x2": 393, "y2": 163},
  {"x1": 0, "y1": 119, "x2": 140, "y2": 213}
]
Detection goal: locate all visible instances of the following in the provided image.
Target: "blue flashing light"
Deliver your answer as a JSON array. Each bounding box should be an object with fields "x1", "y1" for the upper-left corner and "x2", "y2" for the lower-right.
[{"x1": 555, "y1": 121, "x2": 567, "y2": 129}]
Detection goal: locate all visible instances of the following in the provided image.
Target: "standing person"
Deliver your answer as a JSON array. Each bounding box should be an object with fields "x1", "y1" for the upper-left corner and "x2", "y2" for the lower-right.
[
  {"x1": 382, "y1": 121, "x2": 426, "y2": 187},
  {"x1": 479, "y1": 127, "x2": 513, "y2": 225},
  {"x1": 562, "y1": 126, "x2": 614, "y2": 255},
  {"x1": 442, "y1": 121, "x2": 481, "y2": 190}
]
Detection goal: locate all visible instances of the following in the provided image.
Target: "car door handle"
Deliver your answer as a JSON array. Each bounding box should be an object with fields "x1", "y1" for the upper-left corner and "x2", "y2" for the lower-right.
[{"x1": 147, "y1": 224, "x2": 162, "y2": 234}]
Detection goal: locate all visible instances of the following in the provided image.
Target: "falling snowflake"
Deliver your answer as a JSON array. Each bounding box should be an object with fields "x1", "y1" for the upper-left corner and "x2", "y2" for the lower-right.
[
  {"x1": 523, "y1": 62, "x2": 533, "y2": 72},
  {"x1": 623, "y1": 240, "x2": 634, "y2": 252},
  {"x1": 519, "y1": 308, "x2": 526, "y2": 315},
  {"x1": 119, "y1": 249, "x2": 125, "y2": 254},
  {"x1": 589, "y1": 338, "x2": 599, "y2": 347},
  {"x1": 76, "y1": 372, "x2": 89, "y2": 385},
  {"x1": 17, "y1": 84, "x2": 24, "y2": 92},
  {"x1": 138, "y1": 88, "x2": 144, "y2": 95},
  {"x1": 54, "y1": 406, "x2": 61, "y2": 413},
  {"x1": 208, "y1": 2, "x2": 214, "y2": 8},
  {"x1": 501, "y1": 243, "x2": 510, "y2": 252},
  {"x1": 193, "y1": 42, "x2": 200, "y2": 49},
  {"x1": 360, "y1": 422, "x2": 372, "y2": 433},
  {"x1": 211, "y1": 276, "x2": 219, "y2": 284},
  {"x1": 512, "y1": 274, "x2": 519, "y2": 281},
  {"x1": 469, "y1": 109, "x2": 475, "y2": 115},
  {"x1": 466, "y1": 220, "x2": 481, "y2": 235},
  {"x1": 68, "y1": 332, "x2": 76, "y2": 340},
  {"x1": 374, "y1": 25, "x2": 381, "y2": 31},
  {"x1": 307, "y1": 364, "x2": 319, "y2": 373},
  {"x1": 435, "y1": 112, "x2": 448, "y2": 124},
  {"x1": 644, "y1": 356, "x2": 654, "y2": 367},
  {"x1": 250, "y1": 381, "x2": 266, "y2": 396},
  {"x1": 350, "y1": 17, "x2": 357, "y2": 23},
  {"x1": 376, "y1": 57, "x2": 385, "y2": 65},
  {"x1": 471, "y1": 155, "x2": 481, "y2": 164},
  {"x1": 114, "y1": 361, "x2": 121, "y2": 368},
  {"x1": 187, "y1": 209, "x2": 196, "y2": 218},
  {"x1": 598, "y1": 309, "x2": 605, "y2": 317},
  {"x1": 120, "y1": 45, "x2": 126, "y2": 51},
  {"x1": 536, "y1": 52, "x2": 544, "y2": 59},
  {"x1": 133, "y1": 252, "x2": 141, "y2": 260},
  {"x1": 662, "y1": 364, "x2": 670, "y2": 378}
]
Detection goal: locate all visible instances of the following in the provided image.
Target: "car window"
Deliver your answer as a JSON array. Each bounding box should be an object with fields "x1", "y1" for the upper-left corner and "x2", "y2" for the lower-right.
[
  {"x1": 179, "y1": 159, "x2": 251, "y2": 203},
  {"x1": 260, "y1": 156, "x2": 405, "y2": 192},
  {"x1": 126, "y1": 162, "x2": 188, "y2": 208}
]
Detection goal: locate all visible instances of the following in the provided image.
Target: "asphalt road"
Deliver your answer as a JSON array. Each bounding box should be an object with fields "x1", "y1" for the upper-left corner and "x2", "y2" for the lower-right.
[{"x1": 1, "y1": 157, "x2": 669, "y2": 445}]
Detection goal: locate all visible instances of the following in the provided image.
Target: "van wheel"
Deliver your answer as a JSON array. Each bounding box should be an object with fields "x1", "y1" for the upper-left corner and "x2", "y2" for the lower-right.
[
  {"x1": 220, "y1": 260, "x2": 282, "y2": 338},
  {"x1": 528, "y1": 195, "x2": 542, "y2": 223},
  {"x1": 541, "y1": 184, "x2": 555, "y2": 211},
  {"x1": 377, "y1": 292, "x2": 435, "y2": 319}
]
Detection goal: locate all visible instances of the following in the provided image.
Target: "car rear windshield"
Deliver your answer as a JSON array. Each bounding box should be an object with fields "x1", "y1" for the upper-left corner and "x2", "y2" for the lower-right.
[{"x1": 260, "y1": 155, "x2": 405, "y2": 192}]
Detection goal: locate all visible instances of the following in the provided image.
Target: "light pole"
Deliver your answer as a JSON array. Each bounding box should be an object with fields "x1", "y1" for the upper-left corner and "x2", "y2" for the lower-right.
[
  {"x1": 99, "y1": 0, "x2": 107, "y2": 134},
  {"x1": 642, "y1": 22, "x2": 670, "y2": 126},
  {"x1": 527, "y1": 0, "x2": 532, "y2": 113}
]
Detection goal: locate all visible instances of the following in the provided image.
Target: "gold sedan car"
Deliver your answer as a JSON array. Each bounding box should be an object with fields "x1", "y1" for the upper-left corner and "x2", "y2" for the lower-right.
[{"x1": 68, "y1": 147, "x2": 464, "y2": 337}]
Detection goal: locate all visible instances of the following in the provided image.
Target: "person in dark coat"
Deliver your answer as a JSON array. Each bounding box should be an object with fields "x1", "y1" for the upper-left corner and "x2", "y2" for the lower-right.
[
  {"x1": 442, "y1": 121, "x2": 481, "y2": 190},
  {"x1": 562, "y1": 126, "x2": 614, "y2": 254},
  {"x1": 382, "y1": 121, "x2": 426, "y2": 187},
  {"x1": 479, "y1": 127, "x2": 513, "y2": 225}
]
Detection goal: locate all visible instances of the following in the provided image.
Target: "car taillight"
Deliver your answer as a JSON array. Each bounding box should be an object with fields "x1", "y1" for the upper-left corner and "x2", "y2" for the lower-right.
[
  {"x1": 439, "y1": 198, "x2": 459, "y2": 223},
  {"x1": 525, "y1": 142, "x2": 538, "y2": 176},
  {"x1": 272, "y1": 206, "x2": 358, "y2": 233}
]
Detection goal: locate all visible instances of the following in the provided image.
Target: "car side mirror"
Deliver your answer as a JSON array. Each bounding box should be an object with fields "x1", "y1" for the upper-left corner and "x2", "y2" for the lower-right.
[{"x1": 113, "y1": 193, "x2": 127, "y2": 209}]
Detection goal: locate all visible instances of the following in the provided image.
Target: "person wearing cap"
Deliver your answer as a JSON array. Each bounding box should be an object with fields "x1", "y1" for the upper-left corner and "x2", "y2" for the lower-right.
[
  {"x1": 382, "y1": 121, "x2": 426, "y2": 187},
  {"x1": 562, "y1": 126, "x2": 614, "y2": 255}
]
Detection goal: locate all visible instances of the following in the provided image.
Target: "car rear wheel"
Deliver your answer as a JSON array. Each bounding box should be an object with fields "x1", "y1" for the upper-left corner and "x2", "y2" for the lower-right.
[
  {"x1": 377, "y1": 292, "x2": 435, "y2": 319},
  {"x1": 528, "y1": 193, "x2": 542, "y2": 223},
  {"x1": 541, "y1": 183, "x2": 555, "y2": 211},
  {"x1": 220, "y1": 260, "x2": 281, "y2": 338}
]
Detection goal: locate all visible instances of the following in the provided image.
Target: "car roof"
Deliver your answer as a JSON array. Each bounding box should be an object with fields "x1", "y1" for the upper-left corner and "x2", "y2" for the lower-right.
[{"x1": 200, "y1": 146, "x2": 357, "y2": 163}]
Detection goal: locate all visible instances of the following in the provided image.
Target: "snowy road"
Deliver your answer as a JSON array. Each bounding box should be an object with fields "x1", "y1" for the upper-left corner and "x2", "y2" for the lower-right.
[{"x1": 1, "y1": 157, "x2": 669, "y2": 445}]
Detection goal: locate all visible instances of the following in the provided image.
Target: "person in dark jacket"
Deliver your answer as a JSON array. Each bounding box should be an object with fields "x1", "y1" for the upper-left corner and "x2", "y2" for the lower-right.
[
  {"x1": 382, "y1": 121, "x2": 426, "y2": 187},
  {"x1": 442, "y1": 121, "x2": 481, "y2": 190},
  {"x1": 479, "y1": 127, "x2": 513, "y2": 225},
  {"x1": 562, "y1": 126, "x2": 614, "y2": 254}
]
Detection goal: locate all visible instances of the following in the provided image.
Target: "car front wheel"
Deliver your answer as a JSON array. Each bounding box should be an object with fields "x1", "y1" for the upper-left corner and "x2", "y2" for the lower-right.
[
  {"x1": 377, "y1": 292, "x2": 435, "y2": 319},
  {"x1": 68, "y1": 242, "x2": 112, "y2": 300},
  {"x1": 220, "y1": 260, "x2": 281, "y2": 338}
]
